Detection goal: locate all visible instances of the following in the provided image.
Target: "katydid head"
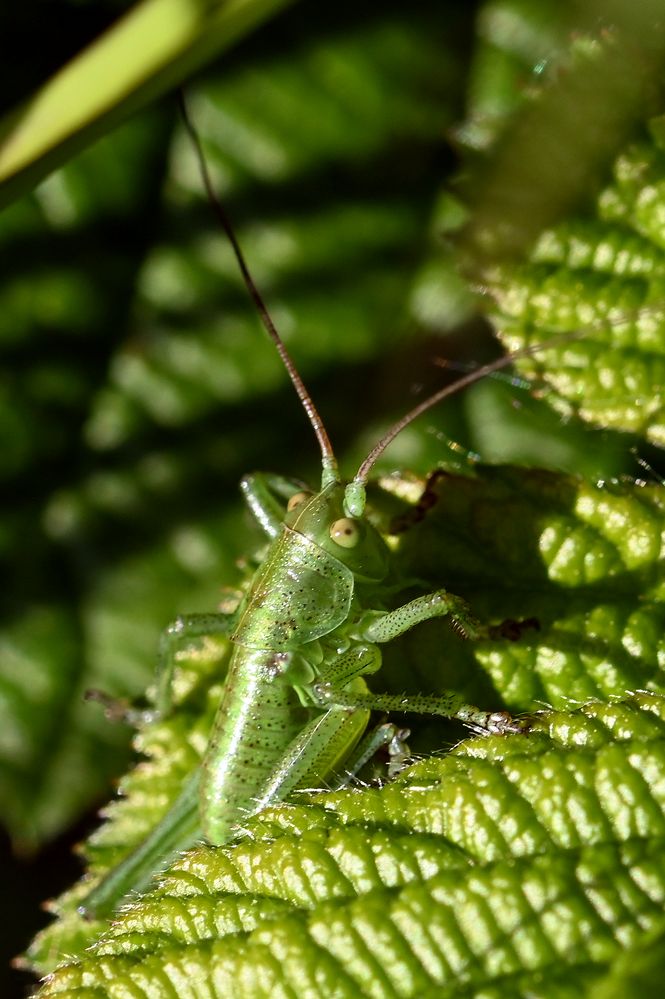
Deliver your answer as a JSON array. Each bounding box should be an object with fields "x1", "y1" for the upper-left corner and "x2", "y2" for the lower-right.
[{"x1": 285, "y1": 482, "x2": 389, "y2": 582}]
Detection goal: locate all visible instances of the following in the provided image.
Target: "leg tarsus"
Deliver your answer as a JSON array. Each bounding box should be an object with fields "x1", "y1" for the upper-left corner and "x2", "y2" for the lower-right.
[
  {"x1": 480, "y1": 710, "x2": 531, "y2": 735},
  {"x1": 84, "y1": 689, "x2": 156, "y2": 728}
]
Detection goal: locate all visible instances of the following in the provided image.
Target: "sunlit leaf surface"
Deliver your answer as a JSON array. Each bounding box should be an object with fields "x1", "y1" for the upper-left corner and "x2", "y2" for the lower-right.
[{"x1": 2, "y1": 1, "x2": 665, "y2": 995}]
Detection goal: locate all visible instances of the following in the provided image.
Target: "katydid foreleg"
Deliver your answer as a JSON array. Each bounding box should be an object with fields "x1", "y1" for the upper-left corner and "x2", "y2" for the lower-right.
[
  {"x1": 354, "y1": 589, "x2": 487, "y2": 644},
  {"x1": 240, "y1": 472, "x2": 311, "y2": 539}
]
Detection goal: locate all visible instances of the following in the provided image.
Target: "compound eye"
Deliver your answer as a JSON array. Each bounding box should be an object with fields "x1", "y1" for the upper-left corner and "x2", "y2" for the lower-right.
[
  {"x1": 329, "y1": 517, "x2": 361, "y2": 548},
  {"x1": 287, "y1": 491, "x2": 311, "y2": 512}
]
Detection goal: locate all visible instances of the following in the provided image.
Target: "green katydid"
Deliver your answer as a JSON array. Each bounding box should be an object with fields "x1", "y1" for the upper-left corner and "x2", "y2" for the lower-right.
[{"x1": 79, "y1": 105, "x2": 549, "y2": 920}]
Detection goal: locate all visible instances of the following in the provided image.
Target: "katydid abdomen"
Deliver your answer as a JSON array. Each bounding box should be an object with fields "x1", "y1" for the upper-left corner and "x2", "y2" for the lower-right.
[
  {"x1": 81, "y1": 504, "x2": 373, "y2": 917},
  {"x1": 200, "y1": 646, "x2": 311, "y2": 844},
  {"x1": 201, "y1": 518, "x2": 367, "y2": 842},
  {"x1": 81, "y1": 637, "x2": 363, "y2": 919}
]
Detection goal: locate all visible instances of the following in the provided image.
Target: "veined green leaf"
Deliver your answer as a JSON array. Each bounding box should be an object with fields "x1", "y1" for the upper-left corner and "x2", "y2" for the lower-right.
[
  {"x1": 25, "y1": 466, "x2": 665, "y2": 988},
  {"x1": 29, "y1": 694, "x2": 665, "y2": 996},
  {"x1": 4, "y1": 2, "x2": 665, "y2": 995},
  {"x1": 457, "y1": 11, "x2": 665, "y2": 445}
]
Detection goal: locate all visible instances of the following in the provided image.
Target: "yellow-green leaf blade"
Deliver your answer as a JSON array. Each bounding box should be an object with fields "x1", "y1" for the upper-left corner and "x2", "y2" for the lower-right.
[{"x1": 0, "y1": 0, "x2": 295, "y2": 208}]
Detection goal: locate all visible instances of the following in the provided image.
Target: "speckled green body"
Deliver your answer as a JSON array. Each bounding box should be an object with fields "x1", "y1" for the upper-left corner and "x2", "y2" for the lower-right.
[
  {"x1": 81, "y1": 475, "x2": 520, "y2": 919},
  {"x1": 200, "y1": 645, "x2": 311, "y2": 844},
  {"x1": 200, "y1": 497, "x2": 378, "y2": 844}
]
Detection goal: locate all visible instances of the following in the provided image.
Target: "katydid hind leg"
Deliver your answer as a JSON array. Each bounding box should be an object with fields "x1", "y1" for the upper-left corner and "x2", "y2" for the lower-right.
[
  {"x1": 251, "y1": 705, "x2": 371, "y2": 812},
  {"x1": 84, "y1": 652, "x2": 374, "y2": 918},
  {"x1": 79, "y1": 771, "x2": 202, "y2": 920}
]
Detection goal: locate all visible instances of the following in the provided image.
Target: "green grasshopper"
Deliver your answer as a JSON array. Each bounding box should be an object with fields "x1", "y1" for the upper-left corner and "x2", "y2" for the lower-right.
[{"x1": 81, "y1": 107, "x2": 538, "y2": 920}]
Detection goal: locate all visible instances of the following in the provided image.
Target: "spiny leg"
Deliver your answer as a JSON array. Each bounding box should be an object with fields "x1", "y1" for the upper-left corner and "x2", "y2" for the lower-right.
[
  {"x1": 313, "y1": 682, "x2": 528, "y2": 735},
  {"x1": 251, "y1": 705, "x2": 371, "y2": 812},
  {"x1": 343, "y1": 593, "x2": 535, "y2": 733},
  {"x1": 157, "y1": 611, "x2": 237, "y2": 714},
  {"x1": 333, "y1": 722, "x2": 411, "y2": 789},
  {"x1": 355, "y1": 589, "x2": 539, "y2": 644},
  {"x1": 356, "y1": 590, "x2": 484, "y2": 643}
]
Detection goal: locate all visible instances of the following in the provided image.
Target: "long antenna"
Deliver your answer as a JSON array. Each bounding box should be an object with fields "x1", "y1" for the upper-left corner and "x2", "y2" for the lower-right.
[
  {"x1": 353, "y1": 331, "x2": 590, "y2": 485},
  {"x1": 353, "y1": 292, "x2": 665, "y2": 487},
  {"x1": 178, "y1": 92, "x2": 338, "y2": 485}
]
